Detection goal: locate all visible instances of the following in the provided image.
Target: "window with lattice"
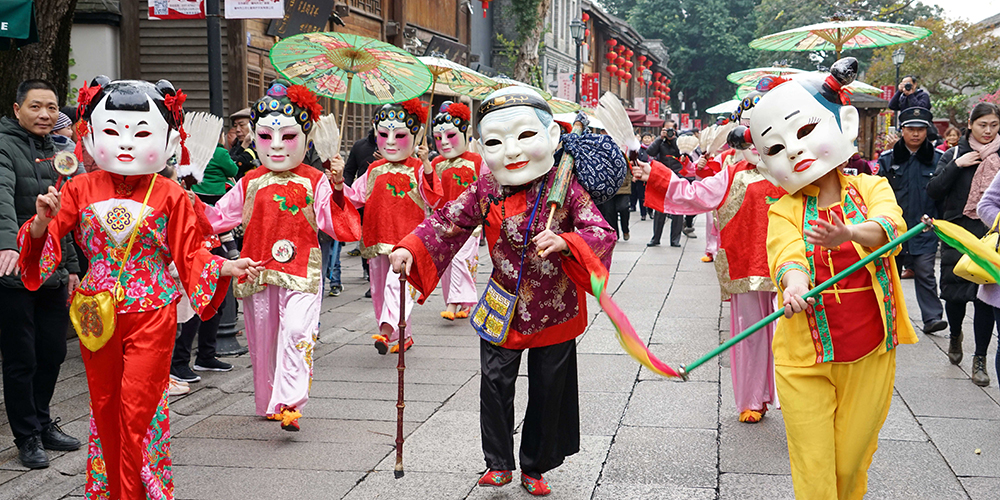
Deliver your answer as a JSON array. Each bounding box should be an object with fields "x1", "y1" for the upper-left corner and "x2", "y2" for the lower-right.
[{"x1": 350, "y1": 0, "x2": 382, "y2": 16}]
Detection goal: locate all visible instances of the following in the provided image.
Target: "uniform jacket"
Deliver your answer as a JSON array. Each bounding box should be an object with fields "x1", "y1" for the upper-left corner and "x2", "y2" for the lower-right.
[{"x1": 878, "y1": 138, "x2": 941, "y2": 255}]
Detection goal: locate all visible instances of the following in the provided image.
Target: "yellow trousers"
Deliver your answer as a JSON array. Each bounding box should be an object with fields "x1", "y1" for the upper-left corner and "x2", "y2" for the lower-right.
[{"x1": 775, "y1": 349, "x2": 896, "y2": 500}]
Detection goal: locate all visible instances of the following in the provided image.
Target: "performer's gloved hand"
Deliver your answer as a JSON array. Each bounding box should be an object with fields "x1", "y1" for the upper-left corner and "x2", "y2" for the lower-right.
[
  {"x1": 780, "y1": 270, "x2": 814, "y2": 318},
  {"x1": 533, "y1": 229, "x2": 568, "y2": 258},
  {"x1": 389, "y1": 248, "x2": 413, "y2": 275},
  {"x1": 222, "y1": 258, "x2": 264, "y2": 279},
  {"x1": 632, "y1": 160, "x2": 651, "y2": 181}
]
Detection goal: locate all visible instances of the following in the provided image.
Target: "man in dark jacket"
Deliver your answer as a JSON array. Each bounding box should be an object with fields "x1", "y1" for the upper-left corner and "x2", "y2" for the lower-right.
[
  {"x1": 0, "y1": 80, "x2": 82, "y2": 469},
  {"x1": 646, "y1": 121, "x2": 694, "y2": 246},
  {"x1": 878, "y1": 107, "x2": 947, "y2": 335},
  {"x1": 888, "y1": 75, "x2": 931, "y2": 112},
  {"x1": 228, "y1": 107, "x2": 257, "y2": 178}
]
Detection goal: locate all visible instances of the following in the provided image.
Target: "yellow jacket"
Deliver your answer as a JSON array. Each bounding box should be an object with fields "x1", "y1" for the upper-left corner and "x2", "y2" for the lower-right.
[{"x1": 767, "y1": 172, "x2": 917, "y2": 367}]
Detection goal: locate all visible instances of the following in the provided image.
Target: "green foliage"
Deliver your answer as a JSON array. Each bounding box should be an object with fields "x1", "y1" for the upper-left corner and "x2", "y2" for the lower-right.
[
  {"x1": 752, "y1": 0, "x2": 942, "y2": 70},
  {"x1": 629, "y1": 0, "x2": 760, "y2": 118},
  {"x1": 866, "y1": 17, "x2": 1000, "y2": 126},
  {"x1": 510, "y1": 0, "x2": 544, "y2": 42},
  {"x1": 597, "y1": 0, "x2": 640, "y2": 17}
]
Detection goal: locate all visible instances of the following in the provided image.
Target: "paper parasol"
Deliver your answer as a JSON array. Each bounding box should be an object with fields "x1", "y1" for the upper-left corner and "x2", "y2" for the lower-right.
[
  {"x1": 547, "y1": 97, "x2": 582, "y2": 114},
  {"x1": 270, "y1": 32, "x2": 433, "y2": 140},
  {"x1": 735, "y1": 73, "x2": 882, "y2": 99},
  {"x1": 416, "y1": 56, "x2": 497, "y2": 145},
  {"x1": 726, "y1": 66, "x2": 806, "y2": 85},
  {"x1": 705, "y1": 99, "x2": 740, "y2": 115},
  {"x1": 750, "y1": 20, "x2": 932, "y2": 59},
  {"x1": 448, "y1": 75, "x2": 553, "y2": 101}
]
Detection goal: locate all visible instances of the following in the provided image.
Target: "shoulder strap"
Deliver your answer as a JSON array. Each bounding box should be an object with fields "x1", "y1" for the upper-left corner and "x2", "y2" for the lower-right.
[{"x1": 113, "y1": 175, "x2": 157, "y2": 295}]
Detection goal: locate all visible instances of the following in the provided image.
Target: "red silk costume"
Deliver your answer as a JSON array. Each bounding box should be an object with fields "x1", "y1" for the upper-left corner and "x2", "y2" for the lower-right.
[{"x1": 18, "y1": 172, "x2": 228, "y2": 499}]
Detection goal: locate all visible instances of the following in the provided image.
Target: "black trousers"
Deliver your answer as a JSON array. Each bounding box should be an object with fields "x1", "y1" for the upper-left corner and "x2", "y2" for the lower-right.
[
  {"x1": 598, "y1": 194, "x2": 631, "y2": 238},
  {"x1": 945, "y1": 299, "x2": 995, "y2": 357},
  {"x1": 0, "y1": 285, "x2": 69, "y2": 446},
  {"x1": 480, "y1": 338, "x2": 580, "y2": 475},
  {"x1": 630, "y1": 180, "x2": 647, "y2": 218},
  {"x1": 669, "y1": 214, "x2": 695, "y2": 246},
  {"x1": 650, "y1": 210, "x2": 668, "y2": 244}
]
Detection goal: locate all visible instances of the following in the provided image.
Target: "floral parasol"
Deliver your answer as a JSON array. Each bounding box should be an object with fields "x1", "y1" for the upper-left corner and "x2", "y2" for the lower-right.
[
  {"x1": 749, "y1": 20, "x2": 931, "y2": 59},
  {"x1": 449, "y1": 75, "x2": 553, "y2": 101},
  {"x1": 726, "y1": 66, "x2": 806, "y2": 85},
  {"x1": 547, "y1": 97, "x2": 582, "y2": 114}
]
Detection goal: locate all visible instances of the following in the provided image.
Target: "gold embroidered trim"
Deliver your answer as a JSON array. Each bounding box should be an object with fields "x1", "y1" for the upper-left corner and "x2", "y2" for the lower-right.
[
  {"x1": 435, "y1": 156, "x2": 476, "y2": 177},
  {"x1": 243, "y1": 171, "x2": 317, "y2": 232},
  {"x1": 234, "y1": 246, "x2": 322, "y2": 297},
  {"x1": 714, "y1": 248, "x2": 776, "y2": 300},
  {"x1": 360, "y1": 242, "x2": 396, "y2": 260}
]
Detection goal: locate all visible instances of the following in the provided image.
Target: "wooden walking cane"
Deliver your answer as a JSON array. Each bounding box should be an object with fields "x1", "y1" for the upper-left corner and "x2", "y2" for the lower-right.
[{"x1": 394, "y1": 270, "x2": 407, "y2": 479}]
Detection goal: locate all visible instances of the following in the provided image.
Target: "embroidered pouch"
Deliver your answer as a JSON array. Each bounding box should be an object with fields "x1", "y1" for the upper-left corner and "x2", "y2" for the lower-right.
[{"x1": 471, "y1": 278, "x2": 518, "y2": 345}]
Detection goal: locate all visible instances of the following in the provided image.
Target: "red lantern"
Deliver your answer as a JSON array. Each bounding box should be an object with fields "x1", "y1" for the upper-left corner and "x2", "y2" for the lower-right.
[
  {"x1": 607, "y1": 39, "x2": 617, "y2": 46},
  {"x1": 616, "y1": 69, "x2": 626, "y2": 78},
  {"x1": 615, "y1": 45, "x2": 625, "y2": 53},
  {"x1": 584, "y1": 28, "x2": 590, "y2": 37},
  {"x1": 666, "y1": 79, "x2": 671, "y2": 85},
  {"x1": 605, "y1": 52, "x2": 616, "y2": 61},
  {"x1": 625, "y1": 49, "x2": 633, "y2": 58},
  {"x1": 613, "y1": 56, "x2": 623, "y2": 66},
  {"x1": 637, "y1": 55, "x2": 646, "y2": 63},
  {"x1": 606, "y1": 64, "x2": 618, "y2": 74},
  {"x1": 623, "y1": 73, "x2": 631, "y2": 81},
  {"x1": 582, "y1": 12, "x2": 589, "y2": 21},
  {"x1": 653, "y1": 72, "x2": 661, "y2": 79},
  {"x1": 664, "y1": 86, "x2": 670, "y2": 93}
]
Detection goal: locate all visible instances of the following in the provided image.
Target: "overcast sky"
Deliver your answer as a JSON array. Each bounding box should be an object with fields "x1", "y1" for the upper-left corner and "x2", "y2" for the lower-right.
[{"x1": 917, "y1": 0, "x2": 1000, "y2": 23}]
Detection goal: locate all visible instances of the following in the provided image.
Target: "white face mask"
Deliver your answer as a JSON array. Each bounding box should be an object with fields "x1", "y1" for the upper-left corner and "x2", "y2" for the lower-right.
[
  {"x1": 739, "y1": 108, "x2": 760, "y2": 166},
  {"x1": 85, "y1": 95, "x2": 180, "y2": 176},
  {"x1": 374, "y1": 118, "x2": 417, "y2": 163},
  {"x1": 433, "y1": 122, "x2": 467, "y2": 160},
  {"x1": 254, "y1": 114, "x2": 308, "y2": 172},
  {"x1": 750, "y1": 83, "x2": 859, "y2": 193},
  {"x1": 477, "y1": 107, "x2": 560, "y2": 186}
]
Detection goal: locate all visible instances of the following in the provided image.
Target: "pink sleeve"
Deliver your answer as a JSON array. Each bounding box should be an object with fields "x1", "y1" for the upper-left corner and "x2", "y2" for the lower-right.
[
  {"x1": 419, "y1": 168, "x2": 444, "y2": 209},
  {"x1": 645, "y1": 162, "x2": 729, "y2": 215},
  {"x1": 315, "y1": 176, "x2": 362, "y2": 242},
  {"x1": 344, "y1": 171, "x2": 368, "y2": 209},
  {"x1": 203, "y1": 181, "x2": 246, "y2": 233}
]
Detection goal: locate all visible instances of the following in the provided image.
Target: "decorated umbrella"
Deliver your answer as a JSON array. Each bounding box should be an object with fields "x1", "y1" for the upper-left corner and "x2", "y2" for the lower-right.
[
  {"x1": 547, "y1": 97, "x2": 582, "y2": 114},
  {"x1": 449, "y1": 75, "x2": 553, "y2": 101},
  {"x1": 706, "y1": 99, "x2": 740, "y2": 115},
  {"x1": 735, "y1": 75, "x2": 883, "y2": 99},
  {"x1": 416, "y1": 56, "x2": 497, "y2": 145},
  {"x1": 726, "y1": 66, "x2": 806, "y2": 85},
  {"x1": 749, "y1": 20, "x2": 931, "y2": 59},
  {"x1": 270, "y1": 32, "x2": 434, "y2": 141}
]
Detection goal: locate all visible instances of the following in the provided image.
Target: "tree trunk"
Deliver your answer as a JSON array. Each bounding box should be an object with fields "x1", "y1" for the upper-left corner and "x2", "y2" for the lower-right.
[
  {"x1": 512, "y1": 0, "x2": 551, "y2": 85},
  {"x1": 0, "y1": 0, "x2": 79, "y2": 117}
]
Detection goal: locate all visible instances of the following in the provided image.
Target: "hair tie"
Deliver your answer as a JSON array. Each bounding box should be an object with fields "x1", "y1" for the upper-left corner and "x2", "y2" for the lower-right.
[{"x1": 164, "y1": 91, "x2": 187, "y2": 126}]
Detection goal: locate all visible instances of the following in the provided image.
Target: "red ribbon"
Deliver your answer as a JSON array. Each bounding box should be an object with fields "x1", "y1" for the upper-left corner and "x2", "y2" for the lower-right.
[{"x1": 164, "y1": 91, "x2": 187, "y2": 125}]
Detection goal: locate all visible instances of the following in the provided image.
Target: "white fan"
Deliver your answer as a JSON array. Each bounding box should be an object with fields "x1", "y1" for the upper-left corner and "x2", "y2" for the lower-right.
[
  {"x1": 177, "y1": 111, "x2": 224, "y2": 186},
  {"x1": 593, "y1": 92, "x2": 641, "y2": 154},
  {"x1": 310, "y1": 114, "x2": 341, "y2": 162}
]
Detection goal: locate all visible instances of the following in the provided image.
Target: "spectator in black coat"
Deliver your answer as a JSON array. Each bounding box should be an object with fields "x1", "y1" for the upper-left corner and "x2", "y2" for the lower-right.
[
  {"x1": 646, "y1": 121, "x2": 694, "y2": 247},
  {"x1": 888, "y1": 75, "x2": 931, "y2": 112}
]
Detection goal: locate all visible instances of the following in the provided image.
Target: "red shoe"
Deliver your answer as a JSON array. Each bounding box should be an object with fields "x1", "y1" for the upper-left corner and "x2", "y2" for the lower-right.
[
  {"x1": 520, "y1": 473, "x2": 551, "y2": 496},
  {"x1": 279, "y1": 406, "x2": 301, "y2": 431},
  {"x1": 390, "y1": 337, "x2": 414, "y2": 353},
  {"x1": 372, "y1": 335, "x2": 389, "y2": 355},
  {"x1": 477, "y1": 470, "x2": 512, "y2": 487}
]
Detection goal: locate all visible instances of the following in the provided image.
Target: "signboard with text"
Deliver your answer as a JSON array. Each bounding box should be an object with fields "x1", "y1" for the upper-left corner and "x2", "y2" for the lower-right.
[
  {"x1": 149, "y1": 0, "x2": 205, "y2": 20},
  {"x1": 648, "y1": 98, "x2": 659, "y2": 117},
  {"x1": 880, "y1": 85, "x2": 895, "y2": 101},
  {"x1": 266, "y1": 0, "x2": 331, "y2": 38},
  {"x1": 694, "y1": 119, "x2": 702, "y2": 130},
  {"x1": 581, "y1": 73, "x2": 599, "y2": 109},
  {"x1": 226, "y1": 0, "x2": 285, "y2": 19},
  {"x1": 557, "y1": 73, "x2": 574, "y2": 101},
  {"x1": 680, "y1": 113, "x2": 690, "y2": 130},
  {"x1": 425, "y1": 36, "x2": 468, "y2": 64}
]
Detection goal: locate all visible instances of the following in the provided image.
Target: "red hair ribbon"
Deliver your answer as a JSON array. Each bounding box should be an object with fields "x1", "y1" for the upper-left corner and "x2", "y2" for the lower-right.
[
  {"x1": 164, "y1": 90, "x2": 187, "y2": 126},
  {"x1": 76, "y1": 82, "x2": 101, "y2": 122},
  {"x1": 179, "y1": 125, "x2": 190, "y2": 166},
  {"x1": 824, "y1": 75, "x2": 853, "y2": 105},
  {"x1": 287, "y1": 85, "x2": 323, "y2": 122},
  {"x1": 74, "y1": 122, "x2": 88, "y2": 162},
  {"x1": 743, "y1": 128, "x2": 753, "y2": 145}
]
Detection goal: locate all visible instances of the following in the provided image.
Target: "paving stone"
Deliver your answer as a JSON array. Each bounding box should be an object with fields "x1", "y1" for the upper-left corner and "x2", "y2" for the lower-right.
[
  {"x1": 877, "y1": 395, "x2": 926, "y2": 442},
  {"x1": 176, "y1": 415, "x2": 419, "y2": 444},
  {"x1": 594, "y1": 482, "x2": 717, "y2": 500},
  {"x1": 312, "y1": 365, "x2": 478, "y2": 386},
  {"x1": 867, "y1": 440, "x2": 968, "y2": 499},
  {"x1": 602, "y1": 426, "x2": 717, "y2": 489},
  {"x1": 372, "y1": 410, "x2": 484, "y2": 474},
  {"x1": 0, "y1": 465, "x2": 81, "y2": 500},
  {"x1": 894, "y1": 377, "x2": 1000, "y2": 419},
  {"x1": 718, "y1": 473, "x2": 794, "y2": 499},
  {"x1": 173, "y1": 466, "x2": 362, "y2": 500},
  {"x1": 961, "y1": 476, "x2": 1000, "y2": 500},
  {"x1": 171, "y1": 436, "x2": 393, "y2": 472},
  {"x1": 718, "y1": 410, "x2": 790, "y2": 475},
  {"x1": 622, "y1": 380, "x2": 718, "y2": 430},
  {"x1": 310, "y1": 380, "x2": 463, "y2": 403},
  {"x1": 342, "y1": 471, "x2": 477, "y2": 500},
  {"x1": 918, "y1": 416, "x2": 1000, "y2": 477},
  {"x1": 579, "y1": 392, "x2": 629, "y2": 436},
  {"x1": 577, "y1": 354, "x2": 640, "y2": 393}
]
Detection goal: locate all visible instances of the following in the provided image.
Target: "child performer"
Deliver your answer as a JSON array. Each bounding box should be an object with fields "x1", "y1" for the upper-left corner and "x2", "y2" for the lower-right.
[
  {"x1": 746, "y1": 59, "x2": 917, "y2": 499},
  {"x1": 389, "y1": 87, "x2": 620, "y2": 496},
  {"x1": 430, "y1": 101, "x2": 483, "y2": 320},
  {"x1": 344, "y1": 99, "x2": 442, "y2": 354},
  {"x1": 19, "y1": 77, "x2": 258, "y2": 499},
  {"x1": 633, "y1": 99, "x2": 783, "y2": 423},
  {"x1": 201, "y1": 80, "x2": 361, "y2": 431}
]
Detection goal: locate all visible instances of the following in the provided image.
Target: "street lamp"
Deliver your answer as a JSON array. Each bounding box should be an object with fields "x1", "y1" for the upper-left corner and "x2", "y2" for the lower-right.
[
  {"x1": 892, "y1": 47, "x2": 905, "y2": 127},
  {"x1": 642, "y1": 68, "x2": 652, "y2": 115},
  {"x1": 570, "y1": 19, "x2": 585, "y2": 104}
]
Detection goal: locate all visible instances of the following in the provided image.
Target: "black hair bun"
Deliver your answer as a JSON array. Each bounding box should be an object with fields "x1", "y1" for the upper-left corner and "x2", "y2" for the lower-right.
[
  {"x1": 830, "y1": 57, "x2": 858, "y2": 87},
  {"x1": 155, "y1": 79, "x2": 176, "y2": 97},
  {"x1": 91, "y1": 75, "x2": 111, "y2": 88},
  {"x1": 727, "y1": 125, "x2": 752, "y2": 150}
]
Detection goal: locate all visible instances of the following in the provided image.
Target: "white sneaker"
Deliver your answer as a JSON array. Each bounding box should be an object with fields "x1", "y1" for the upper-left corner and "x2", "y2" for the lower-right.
[{"x1": 168, "y1": 379, "x2": 190, "y2": 396}]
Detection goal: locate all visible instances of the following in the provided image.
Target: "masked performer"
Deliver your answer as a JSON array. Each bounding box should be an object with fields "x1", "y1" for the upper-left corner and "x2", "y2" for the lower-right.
[
  {"x1": 18, "y1": 77, "x2": 257, "y2": 500},
  {"x1": 430, "y1": 101, "x2": 483, "y2": 320},
  {"x1": 201, "y1": 80, "x2": 361, "y2": 431},
  {"x1": 633, "y1": 98, "x2": 784, "y2": 423},
  {"x1": 389, "y1": 87, "x2": 619, "y2": 496},
  {"x1": 344, "y1": 99, "x2": 442, "y2": 355},
  {"x1": 745, "y1": 60, "x2": 917, "y2": 499}
]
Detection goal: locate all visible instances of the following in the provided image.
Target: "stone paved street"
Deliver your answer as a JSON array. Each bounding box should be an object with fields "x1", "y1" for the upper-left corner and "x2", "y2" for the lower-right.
[{"x1": 1, "y1": 215, "x2": 998, "y2": 499}]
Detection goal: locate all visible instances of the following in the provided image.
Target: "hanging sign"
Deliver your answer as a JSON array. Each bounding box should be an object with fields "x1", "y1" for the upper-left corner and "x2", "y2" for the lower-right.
[
  {"x1": 226, "y1": 0, "x2": 285, "y2": 19},
  {"x1": 266, "y1": 0, "x2": 331, "y2": 37},
  {"x1": 581, "y1": 73, "x2": 599, "y2": 109},
  {"x1": 149, "y1": 0, "x2": 206, "y2": 20}
]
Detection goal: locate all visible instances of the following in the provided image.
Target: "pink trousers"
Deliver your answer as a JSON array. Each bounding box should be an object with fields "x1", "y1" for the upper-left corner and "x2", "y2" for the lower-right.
[
  {"x1": 369, "y1": 255, "x2": 413, "y2": 342},
  {"x1": 729, "y1": 291, "x2": 777, "y2": 413},
  {"x1": 441, "y1": 233, "x2": 480, "y2": 308},
  {"x1": 242, "y1": 286, "x2": 319, "y2": 416},
  {"x1": 705, "y1": 212, "x2": 720, "y2": 258}
]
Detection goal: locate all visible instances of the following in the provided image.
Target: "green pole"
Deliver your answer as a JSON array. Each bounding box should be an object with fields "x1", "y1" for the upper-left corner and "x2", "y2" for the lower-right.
[{"x1": 677, "y1": 220, "x2": 929, "y2": 380}]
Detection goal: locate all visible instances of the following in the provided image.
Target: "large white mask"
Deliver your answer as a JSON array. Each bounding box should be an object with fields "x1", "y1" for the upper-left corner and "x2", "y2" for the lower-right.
[
  {"x1": 433, "y1": 121, "x2": 468, "y2": 160},
  {"x1": 738, "y1": 107, "x2": 760, "y2": 166},
  {"x1": 85, "y1": 94, "x2": 181, "y2": 176},
  {"x1": 749, "y1": 80, "x2": 859, "y2": 193},
  {"x1": 254, "y1": 113, "x2": 308, "y2": 172},
  {"x1": 477, "y1": 88, "x2": 560, "y2": 186}
]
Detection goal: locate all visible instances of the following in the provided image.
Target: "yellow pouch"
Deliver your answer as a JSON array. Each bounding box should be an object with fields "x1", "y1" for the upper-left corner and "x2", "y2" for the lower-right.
[
  {"x1": 955, "y1": 213, "x2": 1000, "y2": 285},
  {"x1": 69, "y1": 175, "x2": 156, "y2": 352}
]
